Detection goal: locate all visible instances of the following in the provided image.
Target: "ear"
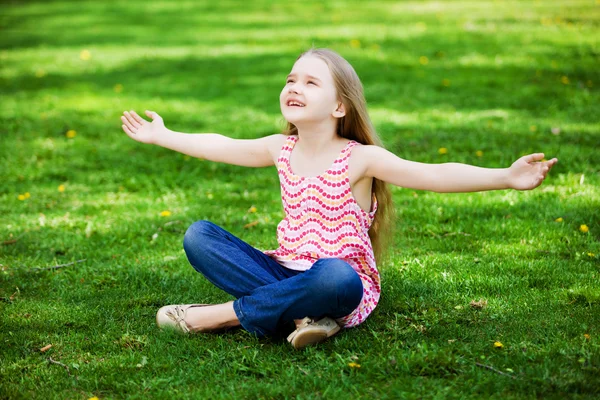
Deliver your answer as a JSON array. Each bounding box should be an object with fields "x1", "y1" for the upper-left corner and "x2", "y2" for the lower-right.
[{"x1": 332, "y1": 101, "x2": 346, "y2": 118}]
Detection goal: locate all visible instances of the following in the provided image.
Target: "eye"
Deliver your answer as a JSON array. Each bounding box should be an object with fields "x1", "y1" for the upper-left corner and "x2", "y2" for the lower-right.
[
  {"x1": 286, "y1": 79, "x2": 294, "y2": 84},
  {"x1": 307, "y1": 81, "x2": 317, "y2": 86}
]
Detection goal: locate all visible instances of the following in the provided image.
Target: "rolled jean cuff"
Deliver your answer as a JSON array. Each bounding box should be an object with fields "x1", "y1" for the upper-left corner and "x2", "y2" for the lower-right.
[{"x1": 233, "y1": 298, "x2": 267, "y2": 338}]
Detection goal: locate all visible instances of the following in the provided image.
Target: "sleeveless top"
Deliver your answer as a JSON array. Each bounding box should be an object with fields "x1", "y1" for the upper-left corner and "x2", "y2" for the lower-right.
[{"x1": 263, "y1": 135, "x2": 380, "y2": 328}]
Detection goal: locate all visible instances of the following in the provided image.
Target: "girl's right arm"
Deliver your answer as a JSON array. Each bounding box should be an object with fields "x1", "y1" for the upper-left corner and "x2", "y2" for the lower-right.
[{"x1": 121, "y1": 110, "x2": 284, "y2": 167}]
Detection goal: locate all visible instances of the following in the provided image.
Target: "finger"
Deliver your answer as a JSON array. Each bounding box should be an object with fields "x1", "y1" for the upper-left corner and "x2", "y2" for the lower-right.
[
  {"x1": 121, "y1": 115, "x2": 137, "y2": 133},
  {"x1": 123, "y1": 111, "x2": 141, "y2": 129},
  {"x1": 523, "y1": 153, "x2": 544, "y2": 163},
  {"x1": 130, "y1": 110, "x2": 145, "y2": 125},
  {"x1": 145, "y1": 110, "x2": 158, "y2": 120},
  {"x1": 122, "y1": 124, "x2": 136, "y2": 139}
]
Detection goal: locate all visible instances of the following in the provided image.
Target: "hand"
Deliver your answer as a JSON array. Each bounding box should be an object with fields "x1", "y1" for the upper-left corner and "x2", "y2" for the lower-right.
[
  {"x1": 121, "y1": 110, "x2": 165, "y2": 144},
  {"x1": 507, "y1": 153, "x2": 558, "y2": 190}
]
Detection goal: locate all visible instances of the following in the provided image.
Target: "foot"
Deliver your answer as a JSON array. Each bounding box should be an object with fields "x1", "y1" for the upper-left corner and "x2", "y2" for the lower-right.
[
  {"x1": 287, "y1": 317, "x2": 341, "y2": 349},
  {"x1": 156, "y1": 304, "x2": 210, "y2": 333},
  {"x1": 156, "y1": 301, "x2": 240, "y2": 333}
]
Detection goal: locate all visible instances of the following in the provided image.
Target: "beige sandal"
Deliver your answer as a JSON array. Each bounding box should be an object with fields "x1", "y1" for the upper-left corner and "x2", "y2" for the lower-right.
[
  {"x1": 156, "y1": 304, "x2": 210, "y2": 333},
  {"x1": 286, "y1": 317, "x2": 341, "y2": 349}
]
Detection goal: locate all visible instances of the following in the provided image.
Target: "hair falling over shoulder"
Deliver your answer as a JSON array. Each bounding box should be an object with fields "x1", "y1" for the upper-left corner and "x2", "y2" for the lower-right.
[{"x1": 282, "y1": 48, "x2": 395, "y2": 264}]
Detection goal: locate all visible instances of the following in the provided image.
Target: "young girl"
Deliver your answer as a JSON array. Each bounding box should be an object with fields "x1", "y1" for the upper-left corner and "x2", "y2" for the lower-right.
[{"x1": 120, "y1": 48, "x2": 557, "y2": 349}]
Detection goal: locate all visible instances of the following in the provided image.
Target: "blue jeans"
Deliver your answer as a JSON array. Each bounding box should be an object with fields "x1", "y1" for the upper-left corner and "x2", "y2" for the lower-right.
[{"x1": 183, "y1": 220, "x2": 364, "y2": 337}]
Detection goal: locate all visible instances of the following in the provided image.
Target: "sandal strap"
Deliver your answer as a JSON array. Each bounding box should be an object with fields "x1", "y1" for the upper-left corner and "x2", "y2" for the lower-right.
[{"x1": 165, "y1": 304, "x2": 210, "y2": 333}]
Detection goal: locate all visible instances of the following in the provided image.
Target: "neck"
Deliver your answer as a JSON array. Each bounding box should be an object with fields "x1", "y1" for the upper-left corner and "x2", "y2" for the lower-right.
[{"x1": 294, "y1": 120, "x2": 341, "y2": 155}]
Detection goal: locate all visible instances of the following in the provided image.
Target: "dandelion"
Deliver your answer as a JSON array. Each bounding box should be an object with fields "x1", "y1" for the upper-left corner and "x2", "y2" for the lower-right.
[
  {"x1": 475, "y1": 150, "x2": 483, "y2": 157},
  {"x1": 442, "y1": 79, "x2": 451, "y2": 87},
  {"x1": 66, "y1": 130, "x2": 76, "y2": 138},
  {"x1": 438, "y1": 147, "x2": 448, "y2": 155},
  {"x1": 88, "y1": 397, "x2": 99, "y2": 400},
  {"x1": 80, "y1": 49, "x2": 91, "y2": 61},
  {"x1": 248, "y1": 206, "x2": 257, "y2": 213},
  {"x1": 555, "y1": 217, "x2": 563, "y2": 222},
  {"x1": 561, "y1": 76, "x2": 570, "y2": 85},
  {"x1": 588, "y1": 253, "x2": 595, "y2": 258},
  {"x1": 348, "y1": 362, "x2": 361, "y2": 368},
  {"x1": 18, "y1": 194, "x2": 26, "y2": 201},
  {"x1": 114, "y1": 83, "x2": 123, "y2": 93},
  {"x1": 350, "y1": 39, "x2": 361, "y2": 49},
  {"x1": 24, "y1": 192, "x2": 30, "y2": 199},
  {"x1": 419, "y1": 56, "x2": 429, "y2": 65},
  {"x1": 493, "y1": 341, "x2": 504, "y2": 349},
  {"x1": 160, "y1": 211, "x2": 172, "y2": 217},
  {"x1": 579, "y1": 224, "x2": 589, "y2": 233},
  {"x1": 584, "y1": 334, "x2": 591, "y2": 340},
  {"x1": 58, "y1": 184, "x2": 65, "y2": 192}
]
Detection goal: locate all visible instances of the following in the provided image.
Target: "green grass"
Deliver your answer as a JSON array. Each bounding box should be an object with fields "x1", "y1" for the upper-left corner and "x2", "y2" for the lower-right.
[{"x1": 1, "y1": 0, "x2": 599, "y2": 398}]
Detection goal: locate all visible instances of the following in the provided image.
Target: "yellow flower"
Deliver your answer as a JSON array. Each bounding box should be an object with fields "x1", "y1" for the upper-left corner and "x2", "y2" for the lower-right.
[
  {"x1": 493, "y1": 341, "x2": 504, "y2": 349},
  {"x1": 584, "y1": 334, "x2": 591, "y2": 340},
  {"x1": 18, "y1": 194, "x2": 26, "y2": 201},
  {"x1": 555, "y1": 217, "x2": 563, "y2": 222},
  {"x1": 58, "y1": 184, "x2": 65, "y2": 192},
  {"x1": 561, "y1": 76, "x2": 570, "y2": 85},
  {"x1": 248, "y1": 206, "x2": 257, "y2": 213},
  {"x1": 88, "y1": 397, "x2": 99, "y2": 400},
  {"x1": 579, "y1": 224, "x2": 589, "y2": 233},
  {"x1": 475, "y1": 150, "x2": 483, "y2": 157},
  {"x1": 442, "y1": 79, "x2": 451, "y2": 87},
  {"x1": 588, "y1": 253, "x2": 595, "y2": 258},
  {"x1": 66, "y1": 130, "x2": 76, "y2": 138},
  {"x1": 419, "y1": 56, "x2": 429, "y2": 65},
  {"x1": 350, "y1": 39, "x2": 361, "y2": 49},
  {"x1": 80, "y1": 49, "x2": 91, "y2": 61},
  {"x1": 348, "y1": 362, "x2": 361, "y2": 368},
  {"x1": 438, "y1": 147, "x2": 448, "y2": 155},
  {"x1": 160, "y1": 211, "x2": 172, "y2": 217},
  {"x1": 114, "y1": 83, "x2": 123, "y2": 93}
]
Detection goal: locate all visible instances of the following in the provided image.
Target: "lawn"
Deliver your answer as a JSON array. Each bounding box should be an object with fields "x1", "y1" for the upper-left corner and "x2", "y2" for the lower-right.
[{"x1": 1, "y1": 0, "x2": 599, "y2": 398}]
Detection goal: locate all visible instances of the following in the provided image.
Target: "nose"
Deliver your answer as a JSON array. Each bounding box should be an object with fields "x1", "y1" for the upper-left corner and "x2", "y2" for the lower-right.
[{"x1": 288, "y1": 82, "x2": 301, "y2": 94}]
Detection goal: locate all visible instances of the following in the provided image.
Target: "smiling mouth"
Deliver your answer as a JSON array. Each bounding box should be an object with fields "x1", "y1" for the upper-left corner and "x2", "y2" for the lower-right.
[{"x1": 287, "y1": 100, "x2": 305, "y2": 107}]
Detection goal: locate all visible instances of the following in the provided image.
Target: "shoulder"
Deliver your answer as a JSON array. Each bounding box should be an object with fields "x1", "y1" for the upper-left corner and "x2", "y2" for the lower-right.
[
  {"x1": 264, "y1": 134, "x2": 292, "y2": 160},
  {"x1": 349, "y1": 144, "x2": 396, "y2": 178},
  {"x1": 348, "y1": 144, "x2": 380, "y2": 178}
]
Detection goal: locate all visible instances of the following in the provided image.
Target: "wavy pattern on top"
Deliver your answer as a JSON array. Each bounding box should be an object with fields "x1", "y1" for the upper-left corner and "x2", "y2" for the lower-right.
[{"x1": 264, "y1": 135, "x2": 380, "y2": 328}]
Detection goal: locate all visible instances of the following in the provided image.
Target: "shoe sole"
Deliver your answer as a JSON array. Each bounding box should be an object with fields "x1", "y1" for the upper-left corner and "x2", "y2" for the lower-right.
[{"x1": 288, "y1": 320, "x2": 341, "y2": 349}]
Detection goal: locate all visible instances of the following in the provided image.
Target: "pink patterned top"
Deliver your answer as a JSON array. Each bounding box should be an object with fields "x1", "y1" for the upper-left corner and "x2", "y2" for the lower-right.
[{"x1": 264, "y1": 135, "x2": 380, "y2": 327}]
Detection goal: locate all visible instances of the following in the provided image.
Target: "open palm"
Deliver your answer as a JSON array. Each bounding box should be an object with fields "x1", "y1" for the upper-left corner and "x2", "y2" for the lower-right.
[
  {"x1": 508, "y1": 153, "x2": 558, "y2": 190},
  {"x1": 121, "y1": 110, "x2": 165, "y2": 144}
]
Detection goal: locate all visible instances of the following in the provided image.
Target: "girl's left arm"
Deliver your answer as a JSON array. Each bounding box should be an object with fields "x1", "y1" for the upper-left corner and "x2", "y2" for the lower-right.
[{"x1": 359, "y1": 146, "x2": 558, "y2": 192}]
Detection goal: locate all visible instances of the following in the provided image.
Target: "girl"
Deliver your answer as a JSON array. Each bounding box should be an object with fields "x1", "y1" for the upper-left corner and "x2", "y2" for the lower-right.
[{"x1": 120, "y1": 48, "x2": 557, "y2": 349}]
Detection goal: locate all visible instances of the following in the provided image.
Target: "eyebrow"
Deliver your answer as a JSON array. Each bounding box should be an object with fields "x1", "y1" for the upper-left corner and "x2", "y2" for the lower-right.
[{"x1": 286, "y1": 73, "x2": 322, "y2": 82}]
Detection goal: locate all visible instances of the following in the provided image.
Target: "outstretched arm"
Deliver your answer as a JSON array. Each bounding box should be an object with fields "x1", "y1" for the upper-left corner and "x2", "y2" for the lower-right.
[
  {"x1": 359, "y1": 146, "x2": 557, "y2": 192},
  {"x1": 120, "y1": 110, "x2": 284, "y2": 168}
]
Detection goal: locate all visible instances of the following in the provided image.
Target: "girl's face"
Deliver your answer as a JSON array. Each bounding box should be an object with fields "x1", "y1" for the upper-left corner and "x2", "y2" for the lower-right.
[{"x1": 280, "y1": 55, "x2": 345, "y2": 126}]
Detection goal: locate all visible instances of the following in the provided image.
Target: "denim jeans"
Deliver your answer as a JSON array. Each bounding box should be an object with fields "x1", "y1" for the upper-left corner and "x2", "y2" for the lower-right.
[{"x1": 183, "y1": 220, "x2": 364, "y2": 337}]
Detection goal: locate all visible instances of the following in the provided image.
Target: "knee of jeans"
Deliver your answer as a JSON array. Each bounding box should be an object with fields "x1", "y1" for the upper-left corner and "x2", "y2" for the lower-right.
[
  {"x1": 183, "y1": 220, "x2": 215, "y2": 259},
  {"x1": 313, "y1": 260, "x2": 363, "y2": 311}
]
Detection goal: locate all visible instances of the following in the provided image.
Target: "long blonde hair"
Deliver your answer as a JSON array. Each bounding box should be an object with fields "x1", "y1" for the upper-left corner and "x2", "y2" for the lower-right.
[{"x1": 282, "y1": 48, "x2": 395, "y2": 263}]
